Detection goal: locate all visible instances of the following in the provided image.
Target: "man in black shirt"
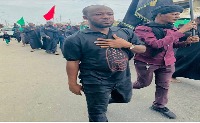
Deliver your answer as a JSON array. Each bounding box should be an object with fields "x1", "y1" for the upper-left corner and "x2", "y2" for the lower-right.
[{"x1": 62, "y1": 5, "x2": 146, "y2": 122}]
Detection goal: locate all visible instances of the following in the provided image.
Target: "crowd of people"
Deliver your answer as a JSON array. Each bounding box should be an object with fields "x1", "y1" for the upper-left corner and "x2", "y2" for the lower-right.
[{"x1": 2, "y1": 21, "x2": 80, "y2": 55}]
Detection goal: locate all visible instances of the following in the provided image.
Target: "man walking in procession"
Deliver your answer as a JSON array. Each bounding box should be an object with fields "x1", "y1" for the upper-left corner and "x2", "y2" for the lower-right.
[
  {"x1": 24, "y1": 23, "x2": 42, "y2": 52},
  {"x1": 40, "y1": 20, "x2": 59, "y2": 55},
  {"x1": 62, "y1": 5, "x2": 146, "y2": 122}
]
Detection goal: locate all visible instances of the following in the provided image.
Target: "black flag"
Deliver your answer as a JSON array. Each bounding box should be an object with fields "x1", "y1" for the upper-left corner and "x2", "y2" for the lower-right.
[{"x1": 119, "y1": 0, "x2": 174, "y2": 30}]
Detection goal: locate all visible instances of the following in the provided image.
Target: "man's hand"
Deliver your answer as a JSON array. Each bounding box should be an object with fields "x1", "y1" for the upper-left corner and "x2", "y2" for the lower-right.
[
  {"x1": 46, "y1": 36, "x2": 50, "y2": 39},
  {"x1": 185, "y1": 35, "x2": 199, "y2": 44},
  {"x1": 66, "y1": 60, "x2": 81, "y2": 96},
  {"x1": 69, "y1": 83, "x2": 83, "y2": 96},
  {"x1": 178, "y1": 19, "x2": 198, "y2": 33},
  {"x1": 94, "y1": 34, "x2": 132, "y2": 48}
]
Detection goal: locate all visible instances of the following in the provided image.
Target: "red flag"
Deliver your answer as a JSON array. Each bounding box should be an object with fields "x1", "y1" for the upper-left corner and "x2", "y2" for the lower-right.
[{"x1": 43, "y1": 5, "x2": 55, "y2": 20}]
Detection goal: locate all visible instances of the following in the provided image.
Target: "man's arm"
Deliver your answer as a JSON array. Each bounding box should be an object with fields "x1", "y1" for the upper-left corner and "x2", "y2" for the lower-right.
[
  {"x1": 46, "y1": 27, "x2": 58, "y2": 33},
  {"x1": 94, "y1": 34, "x2": 146, "y2": 53},
  {"x1": 40, "y1": 28, "x2": 49, "y2": 38},
  {"x1": 66, "y1": 61, "x2": 82, "y2": 96},
  {"x1": 135, "y1": 27, "x2": 185, "y2": 49}
]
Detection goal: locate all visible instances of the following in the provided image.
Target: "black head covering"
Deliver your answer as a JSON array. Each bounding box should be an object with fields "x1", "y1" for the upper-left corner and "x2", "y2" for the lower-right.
[{"x1": 151, "y1": 5, "x2": 184, "y2": 19}]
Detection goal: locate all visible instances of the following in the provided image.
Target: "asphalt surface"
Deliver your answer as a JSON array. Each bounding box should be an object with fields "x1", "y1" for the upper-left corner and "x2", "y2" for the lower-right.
[{"x1": 0, "y1": 38, "x2": 200, "y2": 122}]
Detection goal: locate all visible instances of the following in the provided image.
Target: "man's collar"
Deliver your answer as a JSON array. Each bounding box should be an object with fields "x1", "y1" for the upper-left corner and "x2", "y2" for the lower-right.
[
  {"x1": 81, "y1": 28, "x2": 99, "y2": 34},
  {"x1": 81, "y1": 26, "x2": 121, "y2": 34}
]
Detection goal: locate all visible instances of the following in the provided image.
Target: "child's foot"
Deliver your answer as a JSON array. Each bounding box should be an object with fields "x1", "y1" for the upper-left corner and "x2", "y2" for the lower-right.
[
  {"x1": 22, "y1": 44, "x2": 25, "y2": 47},
  {"x1": 30, "y1": 49, "x2": 34, "y2": 52},
  {"x1": 7, "y1": 44, "x2": 9, "y2": 46}
]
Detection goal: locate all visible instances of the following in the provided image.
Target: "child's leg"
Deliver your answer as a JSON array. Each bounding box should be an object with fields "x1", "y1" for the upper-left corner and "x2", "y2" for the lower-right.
[{"x1": 5, "y1": 39, "x2": 9, "y2": 44}]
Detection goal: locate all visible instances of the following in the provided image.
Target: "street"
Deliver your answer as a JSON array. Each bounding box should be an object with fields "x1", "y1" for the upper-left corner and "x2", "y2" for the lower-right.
[{"x1": 0, "y1": 38, "x2": 200, "y2": 122}]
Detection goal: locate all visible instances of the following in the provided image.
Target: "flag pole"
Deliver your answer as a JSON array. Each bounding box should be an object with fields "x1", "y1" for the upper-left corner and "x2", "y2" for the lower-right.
[
  {"x1": 189, "y1": 0, "x2": 195, "y2": 36},
  {"x1": 53, "y1": 5, "x2": 55, "y2": 23}
]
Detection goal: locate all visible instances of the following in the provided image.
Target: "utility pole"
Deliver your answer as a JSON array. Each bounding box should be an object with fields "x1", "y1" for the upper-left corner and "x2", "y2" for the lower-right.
[
  {"x1": 5, "y1": 20, "x2": 7, "y2": 27},
  {"x1": 56, "y1": 18, "x2": 59, "y2": 23},
  {"x1": 69, "y1": 19, "x2": 71, "y2": 24},
  {"x1": 189, "y1": 0, "x2": 195, "y2": 36}
]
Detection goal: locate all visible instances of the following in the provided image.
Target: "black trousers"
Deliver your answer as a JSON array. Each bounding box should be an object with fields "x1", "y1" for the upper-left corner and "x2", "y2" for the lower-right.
[
  {"x1": 82, "y1": 78, "x2": 132, "y2": 122},
  {"x1": 46, "y1": 38, "x2": 58, "y2": 53}
]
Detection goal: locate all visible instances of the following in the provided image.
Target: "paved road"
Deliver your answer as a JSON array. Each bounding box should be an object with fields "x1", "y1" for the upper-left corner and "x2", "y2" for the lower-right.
[{"x1": 0, "y1": 38, "x2": 200, "y2": 122}]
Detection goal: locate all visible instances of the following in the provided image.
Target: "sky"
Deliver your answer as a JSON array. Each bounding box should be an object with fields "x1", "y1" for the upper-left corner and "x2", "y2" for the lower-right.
[{"x1": 0, "y1": 0, "x2": 132, "y2": 26}]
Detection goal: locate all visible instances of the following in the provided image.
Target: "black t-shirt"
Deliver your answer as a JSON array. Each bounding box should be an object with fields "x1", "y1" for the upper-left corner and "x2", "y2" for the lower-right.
[
  {"x1": 3, "y1": 34, "x2": 10, "y2": 40},
  {"x1": 62, "y1": 26, "x2": 145, "y2": 84}
]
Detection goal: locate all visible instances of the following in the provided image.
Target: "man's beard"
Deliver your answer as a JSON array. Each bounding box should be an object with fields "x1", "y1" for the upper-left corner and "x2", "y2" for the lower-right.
[{"x1": 90, "y1": 20, "x2": 113, "y2": 28}]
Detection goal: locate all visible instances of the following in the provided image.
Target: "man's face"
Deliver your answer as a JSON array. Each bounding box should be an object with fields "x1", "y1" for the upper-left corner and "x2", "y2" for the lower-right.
[
  {"x1": 160, "y1": 12, "x2": 181, "y2": 23},
  {"x1": 47, "y1": 21, "x2": 53, "y2": 26},
  {"x1": 28, "y1": 23, "x2": 34, "y2": 27},
  {"x1": 86, "y1": 7, "x2": 114, "y2": 28},
  {"x1": 57, "y1": 24, "x2": 62, "y2": 27}
]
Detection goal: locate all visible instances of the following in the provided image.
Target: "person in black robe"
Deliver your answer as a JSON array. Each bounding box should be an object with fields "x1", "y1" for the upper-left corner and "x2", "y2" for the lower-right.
[
  {"x1": 40, "y1": 20, "x2": 59, "y2": 55},
  {"x1": 57, "y1": 23, "x2": 66, "y2": 48},
  {"x1": 24, "y1": 25, "x2": 30, "y2": 45},
  {"x1": 65, "y1": 26, "x2": 79, "y2": 36},
  {"x1": 12, "y1": 23, "x2": 20, "y2": 41},
  {"x1": 41, "y1": 24, "x2": 47, "y2": 50},
  {"x1": 15, "y1": 28, "x2": 21, "y2": 43},
  {"x1": 20, "y1": 25, "x2": 27, "y2": 47},
  {"x1": 24, "y1": 23, "x2": 42, "y2": 52},
  {"x1": 171, "y1": 17, "x2": 200, "y2": 82}
]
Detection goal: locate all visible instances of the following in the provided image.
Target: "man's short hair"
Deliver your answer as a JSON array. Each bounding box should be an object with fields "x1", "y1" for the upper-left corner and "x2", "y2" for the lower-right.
[{"x1": 82, "y1": 5, "x2": 111, "y2": 16}]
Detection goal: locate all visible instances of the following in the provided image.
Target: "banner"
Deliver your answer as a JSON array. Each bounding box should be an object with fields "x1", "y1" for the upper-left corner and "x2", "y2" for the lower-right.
[{"x1": 120, "y1": 0, "x2": 174, "y2": 30}]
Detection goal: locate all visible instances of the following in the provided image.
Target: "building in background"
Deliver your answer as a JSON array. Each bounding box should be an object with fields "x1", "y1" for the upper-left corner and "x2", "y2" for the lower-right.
[{"x1": 174, "y1": 0, "x2": 200, "y2": 8}]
